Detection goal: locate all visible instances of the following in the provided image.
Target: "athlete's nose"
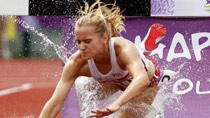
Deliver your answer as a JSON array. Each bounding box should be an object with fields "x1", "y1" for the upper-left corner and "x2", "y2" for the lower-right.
[{"x1": 79, "y1": 42, "x2": 86, "y2": 51}]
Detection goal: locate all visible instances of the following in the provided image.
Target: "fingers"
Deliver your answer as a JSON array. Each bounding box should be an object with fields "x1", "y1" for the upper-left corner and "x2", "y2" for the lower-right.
[
  {"x1": 90, "y1": 110, "x2": 98, "y2": 113},
  {"x1": 105, "y1": 108, "x2": 114, "y2": 113},
  {"x1": 89, "y1": 108, "x2": 114, "y2": 117},
  {"x1": 90, "y1": 110, "x2": 103, "y2": 114},
  {"x1": 88, "y1": 113, "x2": 102, "y2": 117},
  {"x1": 89, "y1": 110, "x2": 102, "y2": 117}
]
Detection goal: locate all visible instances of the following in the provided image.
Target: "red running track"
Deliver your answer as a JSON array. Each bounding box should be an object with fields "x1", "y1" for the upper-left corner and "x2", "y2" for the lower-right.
[{"x1": 0, "y1": 59, "x2": 62, "y2": 118}]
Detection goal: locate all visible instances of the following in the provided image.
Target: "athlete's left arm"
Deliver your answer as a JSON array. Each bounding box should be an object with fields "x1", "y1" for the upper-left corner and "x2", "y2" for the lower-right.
[
  {"x1": 108, "y1": 39, "x2": 151, "y2": 111},
  {"x1": 89, "y1": 39, "x2": 151, "y2": 117}
]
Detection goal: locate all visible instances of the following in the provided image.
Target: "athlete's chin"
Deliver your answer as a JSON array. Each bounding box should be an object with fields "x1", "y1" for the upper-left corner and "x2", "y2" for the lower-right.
[{"x1": 81, "y1": 54, "x2": 91, "y2": 60}]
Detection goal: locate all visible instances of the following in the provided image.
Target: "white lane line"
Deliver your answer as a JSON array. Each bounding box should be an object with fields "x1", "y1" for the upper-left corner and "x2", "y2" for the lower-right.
[{"x1": 0, "y1": 83, "x2": 32, "y2": 97}]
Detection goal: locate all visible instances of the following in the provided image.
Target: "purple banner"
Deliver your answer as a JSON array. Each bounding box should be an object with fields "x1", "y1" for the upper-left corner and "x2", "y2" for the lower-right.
[
  {"x1": 121, "y1": 17, "x2": 210, "y2": 118},
  {"x1": 62, "y1": 17, "x2": 210, "y2": 118}
]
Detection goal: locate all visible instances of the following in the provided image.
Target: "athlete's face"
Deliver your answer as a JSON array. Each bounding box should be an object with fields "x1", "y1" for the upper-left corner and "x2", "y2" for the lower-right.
[{"x1": 75, "y1": 25, "x2": 108, "y2": 60}]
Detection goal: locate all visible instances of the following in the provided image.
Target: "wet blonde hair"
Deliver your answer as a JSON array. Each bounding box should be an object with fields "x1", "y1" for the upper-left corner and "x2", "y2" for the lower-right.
[{"x1": 75, "y1": 0, "x2": 125, "y2": 38}]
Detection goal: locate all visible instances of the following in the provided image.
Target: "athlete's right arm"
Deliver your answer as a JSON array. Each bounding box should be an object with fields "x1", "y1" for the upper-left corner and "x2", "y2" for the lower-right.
[{"x1": 39, "y1": 54, "x2": 83, "y2": 118}]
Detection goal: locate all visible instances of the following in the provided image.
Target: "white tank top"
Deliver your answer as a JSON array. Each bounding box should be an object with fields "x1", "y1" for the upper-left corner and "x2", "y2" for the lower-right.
[{"x1": 88, "y1": 38, "x2": 149, "y2": 87}]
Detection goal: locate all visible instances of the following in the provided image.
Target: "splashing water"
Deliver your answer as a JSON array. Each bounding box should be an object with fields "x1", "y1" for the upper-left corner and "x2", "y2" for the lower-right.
[
  {"x1": 1, "y1": 15, "x2": 186, "y2": 118},
  {"x1": 75, "y1": 65, "x2": 186, "y2": 118},
  {"x1": 149, "y1": 60, "x2": 189, "y2": 118},
  {"x1": 1, "y1": 15, "x2": 74, "y2": 63},
  {"x1": 14, "y1": 17, "x2": 73, "y2": 63}
]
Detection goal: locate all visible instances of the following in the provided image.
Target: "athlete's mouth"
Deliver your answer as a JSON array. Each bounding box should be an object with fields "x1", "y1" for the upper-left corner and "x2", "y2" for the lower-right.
[
  {"x1": 81, "y1": 52, "x2": 90, "y2": 57},
  {"x1": 81, "y1": 52, "x2": 88, "y2": 55}
]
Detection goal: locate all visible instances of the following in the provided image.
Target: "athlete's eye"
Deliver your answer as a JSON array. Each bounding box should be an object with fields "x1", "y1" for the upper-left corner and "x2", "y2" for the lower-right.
[
  {"x1": 84, "y1": 39, "x2": 91, "y2": 43},
  {"x1": 75, "y1": 40, "x2": 81, "y2": 44}
]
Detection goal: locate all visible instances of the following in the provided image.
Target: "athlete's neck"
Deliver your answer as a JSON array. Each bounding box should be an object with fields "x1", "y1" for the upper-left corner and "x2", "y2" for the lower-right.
[{"x1": 93, "y1": 42, "x2": 110, "y2": 64}]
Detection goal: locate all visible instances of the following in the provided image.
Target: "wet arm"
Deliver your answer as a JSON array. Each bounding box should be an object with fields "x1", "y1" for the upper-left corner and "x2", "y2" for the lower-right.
[
  {"x1": 39, "y1": 60, "x2": 79, "y2": 118},
  {"x1": 109, "y1": 41, "x2": 150, "y2": 110}
]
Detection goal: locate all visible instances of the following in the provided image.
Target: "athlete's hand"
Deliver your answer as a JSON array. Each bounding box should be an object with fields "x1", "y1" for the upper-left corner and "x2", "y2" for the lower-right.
[{"x1": 88, "y1": 104, "x2": 120, "y2": 117}]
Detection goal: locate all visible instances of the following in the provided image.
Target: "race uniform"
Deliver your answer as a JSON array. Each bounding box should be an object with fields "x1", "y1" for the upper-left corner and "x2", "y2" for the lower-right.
[{"x1": 88, "y1": 38, "x2": 161, "y2": 90}]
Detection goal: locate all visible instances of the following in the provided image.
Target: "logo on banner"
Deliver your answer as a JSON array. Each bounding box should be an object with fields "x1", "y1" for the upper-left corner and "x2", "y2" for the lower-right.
[{"x1": 135, "y1": 32, "x2": 210, "y2": 95}]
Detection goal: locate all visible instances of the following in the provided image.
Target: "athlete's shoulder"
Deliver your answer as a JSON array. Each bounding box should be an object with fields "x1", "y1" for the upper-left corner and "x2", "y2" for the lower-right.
[
  {"x1": 61, "y1": 50, "x2": 90, "y2": 77},
  {"x1": 112, "y1": 37, "x2": 135, "y2": 52},
  {"x1": 66, "y1": 50, "x2": 87, "y2": 68}
]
